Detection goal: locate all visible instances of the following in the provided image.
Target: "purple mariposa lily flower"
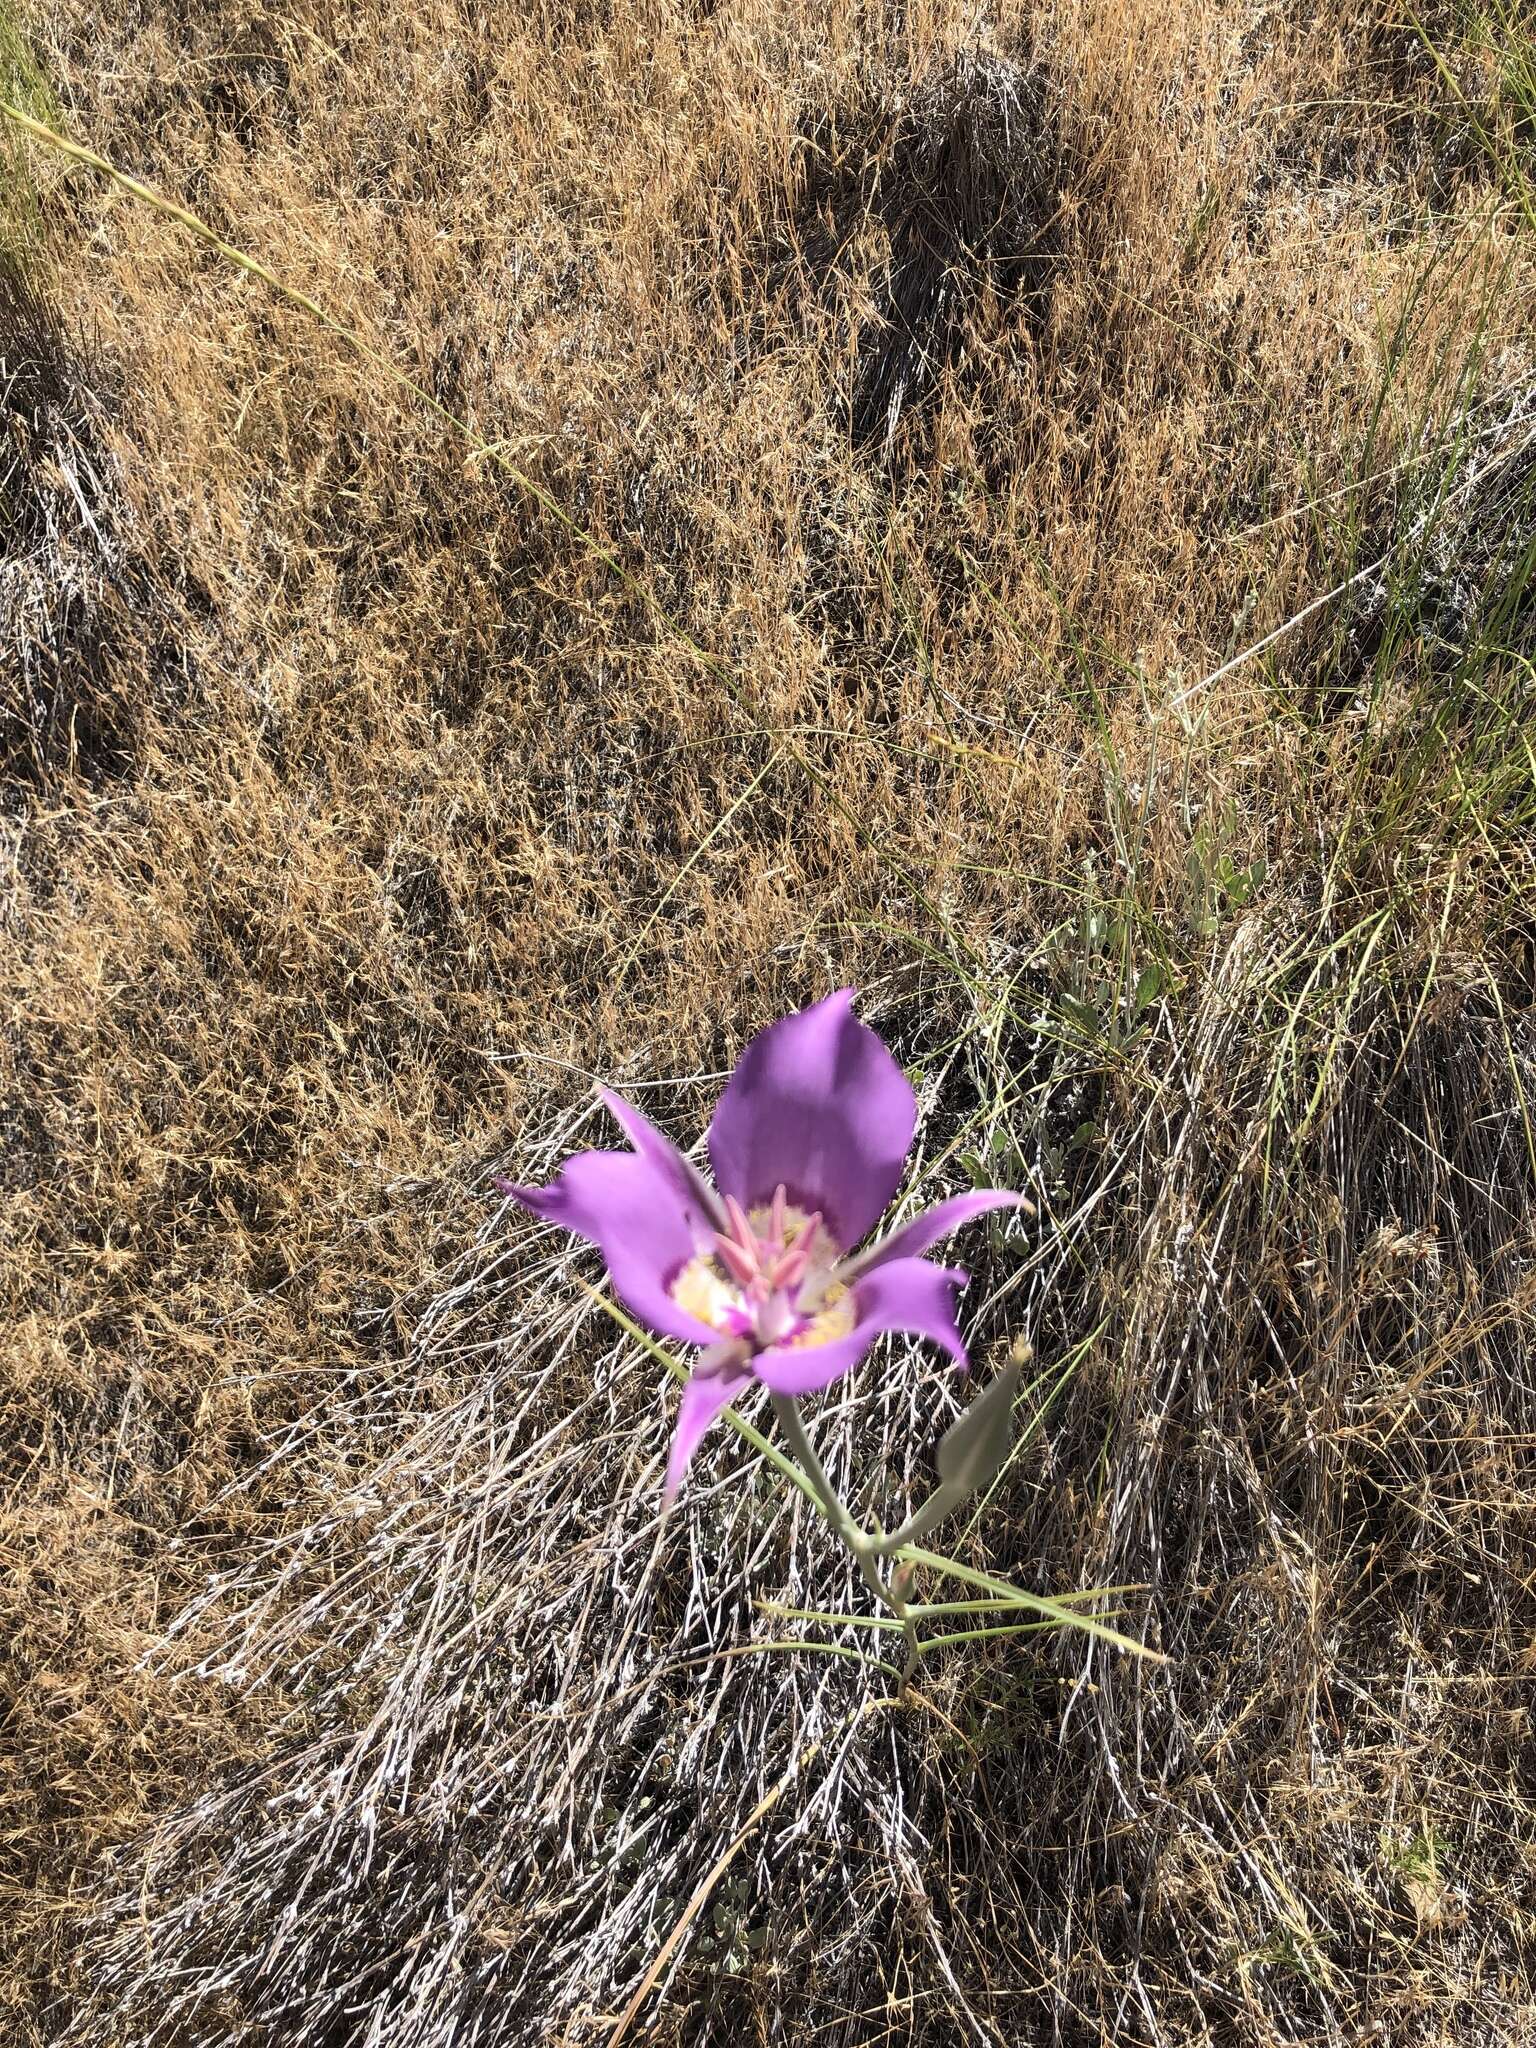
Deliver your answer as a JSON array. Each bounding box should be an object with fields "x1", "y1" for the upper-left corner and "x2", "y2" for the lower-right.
[{"x1": 499, "y1": 990, "x2": 1025, "y2": 1498}]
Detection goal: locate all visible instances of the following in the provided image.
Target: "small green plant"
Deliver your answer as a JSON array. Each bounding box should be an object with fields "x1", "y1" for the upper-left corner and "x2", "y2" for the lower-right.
[
  {"x1": 696, "y1": 1874, "x2": 769, "y2": 1974},
  {"x1": 1383, "y1": 1824, "x2": 1458, "y2": 1928},
  {"x1": 1047, "y1": 878, "x2": 1169, "y2": 1052},
  {"x1": 1383, "y1": 1824, "x2": 1451, "y2": 1883},
  {"x1": 1248, "y1": 1921, "x2": 1329, "y2": 1987},
  {"x1": 1185, "y1": 798, "x2": 1267, "y2": 938},
  {"x1": 958, "y1": 1124, "x2": 1033, "y2": 1250}
]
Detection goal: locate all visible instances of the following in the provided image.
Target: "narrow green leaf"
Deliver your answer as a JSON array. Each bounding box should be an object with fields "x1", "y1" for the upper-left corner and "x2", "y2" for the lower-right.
[{"x1": 896, "y1": 1544, "x2": 1165, "y2": 1661}]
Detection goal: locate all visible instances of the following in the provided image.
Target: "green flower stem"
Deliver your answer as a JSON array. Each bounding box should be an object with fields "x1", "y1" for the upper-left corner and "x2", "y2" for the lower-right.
[
  {"x1": 767, "y1": 1395, "x2": 863, "y2": 1545},
  {"x1": 769, "y1": 1395, "x2": 925, "y2": 1696}
]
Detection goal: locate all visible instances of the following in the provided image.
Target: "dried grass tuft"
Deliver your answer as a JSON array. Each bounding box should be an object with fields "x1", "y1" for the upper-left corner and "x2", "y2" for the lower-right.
[{"x1": 838, "y1": 47, "x2": 1057, "y2": 453}]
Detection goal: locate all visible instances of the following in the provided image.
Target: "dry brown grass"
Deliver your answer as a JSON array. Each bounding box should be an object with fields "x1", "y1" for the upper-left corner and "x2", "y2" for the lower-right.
[{"x1": 4, "y1": 0, "x2": 1536, "y2": 2040}]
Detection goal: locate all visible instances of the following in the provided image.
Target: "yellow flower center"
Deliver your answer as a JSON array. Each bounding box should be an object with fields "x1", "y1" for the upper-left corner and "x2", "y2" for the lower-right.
[{"x1": 669, "y1": 1202, "x2": 855, "y2": 1350}]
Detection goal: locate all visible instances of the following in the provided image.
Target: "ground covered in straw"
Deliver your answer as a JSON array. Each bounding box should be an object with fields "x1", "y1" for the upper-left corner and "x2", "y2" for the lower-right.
[{"x1": 4, "y1": 1, "x2": 1536, "y2": 2042}]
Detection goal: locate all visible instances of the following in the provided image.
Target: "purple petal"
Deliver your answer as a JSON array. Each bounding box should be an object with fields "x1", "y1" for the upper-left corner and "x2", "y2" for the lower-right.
[
  {"x1": 752, "y1": 1257, "x2": 971, "y2": 1398},
  {"x1": 598, "y1": 1087, "x2": 727, "y2": 1236},
  {"x1": 665, "y1": 1345, "x2": 754, "y2": 1500},
  {"x1": 500, "y1": 1150, "x2": 719, "y2": 1348},
  {"x1": 707, "y1": 990, "x2": 916, "y2": 1252},
  {"x1": 840, "y1": 1189, "x2": 1028, "y2": 1278}
]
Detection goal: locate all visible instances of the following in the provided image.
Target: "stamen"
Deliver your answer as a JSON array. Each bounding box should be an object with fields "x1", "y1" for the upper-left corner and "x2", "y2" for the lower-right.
[
  {"x1": 769, "y1": 1184, "x2": 787, "y2": 1247},
  {"x1": 723, "y1": 1193, "x2": 755, "y2": 1254},
  {"x1": 713, "y1": 1231, "x2": 760, "y2": 1288},
  {"x1": 791, "y1": 1209, "x2": 821, "y2": 1252},
  {"x1": 771, "y1": 1241, "x2": 812, "y2": 1293}
]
